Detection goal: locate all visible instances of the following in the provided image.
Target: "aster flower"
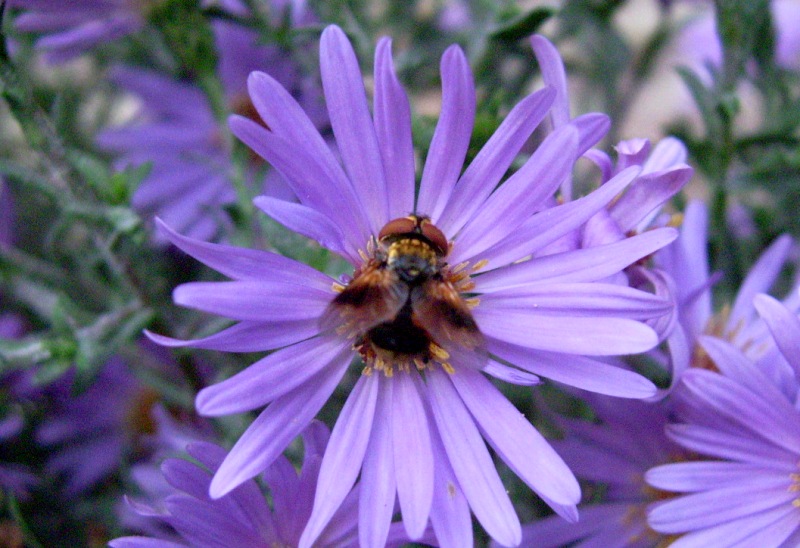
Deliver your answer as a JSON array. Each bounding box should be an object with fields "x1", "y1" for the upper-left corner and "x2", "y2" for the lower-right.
[
  {"x1": 97, "y1": 7, "x2": 322, "y2": 242},
  {"x1": 110, "y1": 421, "x2": 424, "y2": 548},
  {"x1": 517, "y1": 395, "x2": 684, "y2": 547},
  {"x1": 646, "y1": 294, "x2": 800, "y2": 547},
  {"x1": 36, "y1": 357, "x2": 157, "y2": 496},
  {"x1": 654, "y1": 200, "x2": 796, "y2": 367},
  {"x1": 152, "y1": 26, "x2": 679, "y2": 546},
  {"x1": 8, "y1": 0, "x2": 144, "y2": 63}
]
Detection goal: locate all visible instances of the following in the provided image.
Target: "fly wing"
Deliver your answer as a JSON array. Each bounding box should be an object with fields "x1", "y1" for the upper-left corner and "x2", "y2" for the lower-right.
[
  {"x1": 319, "y1": 262, "x2": 408, "y2": 336},
  {"x1": 411, "y1": 279, "x2": 485, "y2": 358}
]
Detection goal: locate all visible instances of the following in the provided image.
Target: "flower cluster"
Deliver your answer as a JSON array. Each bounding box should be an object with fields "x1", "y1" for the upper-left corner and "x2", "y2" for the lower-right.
[{"x1": 1, "y1": 2, "x2": 799, "y2": 547}]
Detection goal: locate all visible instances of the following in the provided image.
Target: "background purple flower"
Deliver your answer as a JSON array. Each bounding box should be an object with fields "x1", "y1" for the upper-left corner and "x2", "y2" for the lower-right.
[
  {"x1": 646, "y1": 294, "x2": 800, "y2": 546},
  {"x1": 36, "y1": 357, "x2": 155, "y2": 497},
  {"x1": 110, "y1": 420, "x2": 422, "y2": 548},
  {"x1": 8, "y1": 0, "x2": 144, "y2": 63},
  {"x1": 96, "y1": 7, "x2": 322, "y2": 242},
  {"x1": 517, "y1": 395, "x2": 683, "y2": 547}
]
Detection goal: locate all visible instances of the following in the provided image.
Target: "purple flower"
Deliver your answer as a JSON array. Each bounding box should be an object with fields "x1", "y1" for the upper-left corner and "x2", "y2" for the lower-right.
[
  {"x1": 110, "y1": 421, "x2": 422, "y2": 548},
  {"x1": 37, "y1": 357, "x2": 157, "y2": 496},
  {"x1": 646, "y1": 294, "x2": 800, "y2": 546},
  {"x1": 8, "y1": 0, "x2": 144, "y2": 63},
  {"x1": 153, "y1": 26, "x2": 678, "y2": 546},
  {"x1": 655, "y1": 200, "x2": 796, "y2": 372},
  {"x1": 517, "y1": 396, "x2": 684, "y2": 547},
  {"x1": 97, "y1": 12, "x2": 320, "y2": 242}
]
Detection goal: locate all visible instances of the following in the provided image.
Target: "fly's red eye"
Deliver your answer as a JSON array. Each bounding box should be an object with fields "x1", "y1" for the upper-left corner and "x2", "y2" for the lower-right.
[
  {"x1": 420, "y1": 221, "x2": 448, "y2": 256},
  {"x1": 378, "y1": 217, "x2": 417, "y2": 240}
]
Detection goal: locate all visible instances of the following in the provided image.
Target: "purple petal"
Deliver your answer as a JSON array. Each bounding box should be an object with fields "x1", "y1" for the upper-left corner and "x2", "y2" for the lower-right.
[
  {"x1": 609, "y1": 166, "x2": 693, "y2": 233},
  {"x1": 479, "y1": 283, "x2": 672, "y2": 319},
  {"x1": 145, "y1": 319, "x2": 319, "y2": 352},
  {"x1": 172, "y1": 280, "x2": 331, "y2": 322},
  {"x1": 254, "y1": 197, "x2": 350, "y2": 258},
  {"x1": 392, "y1": 374, "x2": 434, "y2": 539},
  {"x1": 161, "y1": 457, "x2": 212, "y2": 500},
  {"x1": 109, "y1": 538, "x2": 186, "y2": 548},
  {"x1": 728, "y1": 234, "x2": 792, "y2": 332},
  {"x1": 476, "y1": 309, "x2": 659, "y2": 355},
  {"x1": 426, "y1": 368, "x2": 521, "y2": 547},
  {"x1": 300, "y1": 374, "x2": 379, "y2": 547},
  {"x1": 669, "y1": 505, "x2": 799, "y2": 548},
  {"x1": 572, "y1": 113, "x2": 611, "y2": 156},
  {"x1": 530, "y1": 35, "x2": 569, "y2": 128},
  {"x1": 164, "y1": 495, "x2": 264, "y2": 546},
  {"x1": 754, "y1": 293, "x2": 800, "y2": 380},
  {"x1": 646, "y1": 461, "x2": 787, "y2": 493},
  {"x1": 453, "y1": 124, "x2": 578, "y2": 259},
  {"x1": 488, "y1": 339, "x2": 658, "y2": 398},
  {"x1": 698, "y1": 335, "x2": 792, "y2": 404},
  {"x1": 320, "y1": 25, "x2": 388, "y2": 233},
  {"x1": 373, "y1": 38, "x2": 415, "y2": 219},
  {"x1": 157, "y1": 218, "x2": 332, "y2": 289},
  {"x1": 417, "y1": 45, "x2": 475, "y2": 222},
  {"x1": 451, "y1": 367, "x2": 580, "y2": 509},
  {"x1": 681, "y1": 369, "x2": 800, "y2": 454},
  {"x1": 666, "y1": 423, "x2": 792, "y2": 467},
  {"x1": 482, "y1": 359, "x2": 541, "y2": 386},
  {"x1": 359, "y1": 375, "x2": 397, "y2": 548},
  {"x1": 648, "y1": 482, "x2": 793, "y2": 534},
  {"x1": 426, "y1": 415, "x2": 473, "y2": 548},
  {"x1": 229, "y1": 116, "x2": 367, "y2": 256},
  {"x1": 208, "y1": 360, "x2": 347, "y2": 498},
  {"x1": 436, "y1": 87, "x2": 555, "y2": 236},
  {"x1": 195, "y1": 335, "x2": 350, "y2": 416},
  {"x1": 475, "y1": 227, "x2": 677, "y2": 291},
  {"x1": 467, "y1": 167, "x2": 641, "y2": 268},
  {"x1": 643, "y1": 137, "x2": 688, "y2": 173}
]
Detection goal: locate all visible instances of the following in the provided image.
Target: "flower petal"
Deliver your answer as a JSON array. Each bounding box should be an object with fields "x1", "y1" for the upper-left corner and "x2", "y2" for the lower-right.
[
  {"x1": 436, "y1": 87, "x2": 555, "y2": 236},
  {"x1": 359, "y1": 375, "x2": 396, "y2": 548},
  {"x1": 488, "y1": 339, "x2": 658, "y2": 398},
  {"x1": 417, "y1": 44, "x2": 475, "y2": 222},
  {"x1": 728, "y1": 234, "x2": 792, "y2": 333},
  {"x1": 646, "y1": 461, "x2": 788, "y2": 493},
  {"x1": 393, "y1": 373, "x2": 434, "y2": 539},
  {"x1": 754, "y1": 293, "x2": 800, "y2": 380},
  {"x1": 477, "y1": 309, "x2": 659, "y2": 356},
  {"x1": 426, "y1": 368, "x2": 521, "y2": 547},
  {"x1": 373, "y1": 38, "x2": 415, "y2": 219},
  {"x1": 229, "y1": 116, "x2": 368, "y2": 254},
  {"x1": 254, "y1": 196, "x2": 350, "y2": 259},
  {"x1": 300, "y1": 374, "x2": 380, "y2": 547},
  {"x1": 452, "y1": 124, "x2": 578, "y2": 260},
  {"x1": 648, "y1": 482, "x2": 793, "y2": 534},
  {"x1": 195, "y1": 335, "x2": 350, "y2": 416},
  {"x1": 320, "y1": 25, "x2": 388, "y2": 233},
  {"x1": 681, "y1": 369, "x2": 800, "y2": 454},
  {"x1": 470, "y1": 166, "x2": 641, "y2": 268},
  {"x1": 157, "y1": 218, "x2": 332, "y2": 290},
  {"x1": 173, "y1": 280, "x2": 331, "y2": 322},
  {"x1": 208, "y1": 361, "x2": 347, "y2": 498},
  {"x1": 479, "y1": 282, "x2": 673, "y2": 319},
  {"x1": 145, "y1": 319, "x2": 319, "y2": 352},
  {"x1": 451, "y1": 367, "x2": 580, "y2": 509},
  {"x1": 475, "y1": 227, "x2": 677, "y2": 291}
]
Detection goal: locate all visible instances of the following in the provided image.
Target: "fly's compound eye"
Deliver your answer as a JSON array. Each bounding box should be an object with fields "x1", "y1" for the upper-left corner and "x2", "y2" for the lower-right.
[
  {"x1": 378, "y1": 217, "x2": 418, "y2": 241},
  {"x1": 419, "y1": 220, "x2": 448, "y2": 256}
]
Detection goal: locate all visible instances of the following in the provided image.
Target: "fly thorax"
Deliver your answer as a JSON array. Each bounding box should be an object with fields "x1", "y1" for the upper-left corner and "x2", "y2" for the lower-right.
[{"x1": 386, "y1": 238, "x2": 439, "y2": 284}]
